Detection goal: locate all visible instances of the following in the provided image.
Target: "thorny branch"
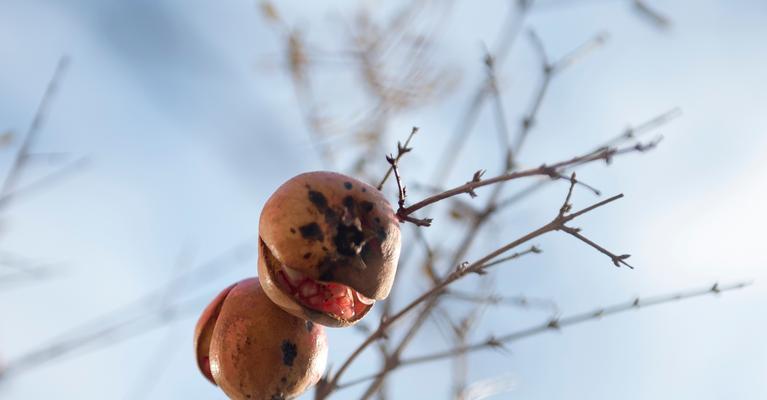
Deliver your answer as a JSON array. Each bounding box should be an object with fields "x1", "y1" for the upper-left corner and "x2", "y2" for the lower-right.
[
  {"x1": 255, "y1": 3, "x2": 711, "y2": 400},
  {"x1": 493, "y1": 107, "x2": 681, "y2": 213},
  {"x1": 336, "y1": 281, "x2": 751, "y2": 389},
  {"x1": 560, "y1": 226, "x2": 633, "y2": 268},
  {"x1": 324, "y1": 105, "x2": 672, "y2": 400},
  {"x1": 390, "y1": 29, "x2": 609, "y2": 232},
  {"x1": 395, "y1": 140, "x2": 654, "y2": 225},
  {"x1": 555, "y1": 173, "x2": 633, "y2": 268},
  {"x1": 317, "y1": 179, "x2": 628, "y2": 397},
  {"x1": 355, "y1": 33, "x2": 612, "y2": 398},
  {"x1": 377, "y1": 127, "x2": 418, "y2": 190},
  {"x1": 1, "y1": 1, "x2": 709, "y2": 398},
  {"x1": 354, "y1": 28, "x2": 618, "y2": 400},
  {"x1": 386, "y1": 145, "x2": 433, "y2": 227}
]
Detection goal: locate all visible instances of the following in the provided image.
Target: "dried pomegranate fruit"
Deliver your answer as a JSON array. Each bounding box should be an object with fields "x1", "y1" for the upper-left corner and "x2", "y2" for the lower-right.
[
  {"x1": 194, "y1": 278, "x2": 327, "y2": 400},
  {"x1": 258, "y1": 171, "x2": 401, "y2": 327},
  {"x1": 194, "y1": 281, "x2": 237, "y2": 384}
]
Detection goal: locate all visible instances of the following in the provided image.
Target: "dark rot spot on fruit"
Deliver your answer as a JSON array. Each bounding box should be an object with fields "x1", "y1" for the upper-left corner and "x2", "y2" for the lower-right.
[
  {"x1": 299, "y1": 223, "x2": 324, "y2": 241},
  {"x1": 319, "y1": 269, "x2": 334, "y2": 281},
  {"x1": 305, "y1": 321, "x2": 314, "y2": 332},
  {"x1": 259, "y1": 171, "x2": 401, "y2": 327},
  {"x1": 281, "y1": 377, "x2": 287, "y2": 383},
  {"x1": 281, "y1": 340, "x2": 297, "y2": 367},
  {"x1": 308, "y1": 190, "x2": 328, "y2": 211},
  {"x1": 334, "y1": 224, "x2": 364, "y2": 256},
  {"x1": 342, "y1": 195, "x2": 355, "y2": 211},
  {"x1": 290, "y1": 227, "x2": 296, "y2": 234}
]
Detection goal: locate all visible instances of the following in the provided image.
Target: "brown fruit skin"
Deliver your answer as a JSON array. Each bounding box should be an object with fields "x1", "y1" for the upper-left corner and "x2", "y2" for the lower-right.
[
  {"x1": 197, "y1": 278, "x2": 328, "y2": 400},
  {"x1": 194, "y1": 282, "x2": 237, "y2": 384},
  {"x1": 258, "y1": 171, "x2": 401, "y2": 326}
]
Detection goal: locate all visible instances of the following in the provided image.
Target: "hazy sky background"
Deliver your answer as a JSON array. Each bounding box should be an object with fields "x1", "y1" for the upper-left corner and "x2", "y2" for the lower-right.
[{"x1": 0, "y1": 1, "x2": 765, "y2": 399}]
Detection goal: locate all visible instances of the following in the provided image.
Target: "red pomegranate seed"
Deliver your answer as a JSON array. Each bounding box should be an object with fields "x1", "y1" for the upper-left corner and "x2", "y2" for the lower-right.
[
  {"x1": 328, "y1": 284, "x2": 347, "y2": 298},
  {"x1": 276, "y1": 266, "x2": 369, "y2": 320},
  {"x1": 299, "y1": 281, "x2": 319, "y2": 297}
]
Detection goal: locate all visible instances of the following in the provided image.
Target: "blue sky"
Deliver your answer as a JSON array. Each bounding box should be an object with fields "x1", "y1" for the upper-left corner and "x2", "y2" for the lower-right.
[{"x1": 0, "y1": 1, "x2": 764, "y2": 399}]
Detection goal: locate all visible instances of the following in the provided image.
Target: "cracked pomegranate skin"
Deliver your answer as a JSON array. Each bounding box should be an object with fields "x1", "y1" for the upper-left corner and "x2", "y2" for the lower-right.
[
  {"x1": 194, "y1": 278, "x2": 328, "y2": 400},
  {"x1": 258, "y1": 171, "x2": 401, "y2": 327}
]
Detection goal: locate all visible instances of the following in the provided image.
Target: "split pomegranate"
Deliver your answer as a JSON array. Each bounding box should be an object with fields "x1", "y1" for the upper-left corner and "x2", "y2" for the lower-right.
[{"x1": 258, "y1": 171, "x2": 401, "y2": 327}]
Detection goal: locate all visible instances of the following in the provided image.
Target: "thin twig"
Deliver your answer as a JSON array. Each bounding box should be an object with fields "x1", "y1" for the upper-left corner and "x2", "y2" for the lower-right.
[
  {"x1": 0, "y1": 242, "x2": 254, "y2": 379},
  {"x1": 387, "y1": 152, "x2": 433, "y2": 227},
  {"x1": 514, "y1": 31, "x2": 607, "y2": 154},
  {"x1": 0, "y1": 157, "x2": 88, "y2": 207},
  {"x1": 0, "y1": 56, "x2": 70, "y2": 211},
  {"x1": 559, "y1": 226, "x2": 633, "y2": 268},
  {"x1": 633, "y1": 0, "x2": 672, "y2": 29},
  {"x1": 337, "y1": 281, "x2": 751, "y2": 389},
  {"x1": 483, "y1": 49, "x2": 514, "y2": 168},
  {"x1": 123, "y1": 247, "x2": 197, "y2": 400},
  {"x1": 398, "y1": 141, "x2": 645, "y2": 221},
  {"x1": 472, "y1": 244, "x2": 542, "y2": 270},
  {"x1": 377, "y1": 127, "x2": 418, "y2": 190},
  {"x1": 444, "y1": 290, "x2": 559, "y2": 314},
  {"x1": 431, "y1": 1, "x2": 531, "y2": 184},
  {"x1": 550, "y1": 32, "x2": 608, "y2": 74},
  {"x1": 494, "y1": 107, "x2": 681, "y2": 212}
]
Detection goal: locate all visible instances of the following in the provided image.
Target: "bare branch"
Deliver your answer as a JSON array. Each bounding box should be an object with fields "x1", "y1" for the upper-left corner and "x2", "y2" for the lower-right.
[
  {"x1": 398, "y1": 142, "x2": 641, "y2": 220},
  {"x1": 445, "y1": 289, "x2": 558, "y2": 314},
  {"x1": 0, "y1": 242, "x2": 254, "y2": 379},
  {"x1": 483, "y1": 48, "x2": 513, "y2": 167},
  {"x1": 377, "y1": 127, "x2": 418, "y2": 190},
  {"x1": 550, "y1": 32, "x2": 608, "y2": 74},
  {"x1": 559, "y1": 226, "x2": 633, "y2": 268},
  {"x1": 432, "y1": 2, "x2": 532, "y2": 184},
  {"x1": 0, "y1": 157, "x2": 88, "y2": 208},
  {"x1": 338, "y1": 281, "x2": 752, "y2": 389},
  {"x1": 473, "y1": 244, "x2": 542, "y2": 270},
  {"x1": 0, "y1": 56, "x2": 70, "y2": 211},
  {"x1": 558, "y1": 173, "x2": 578, "y2": 217},
  {"x1": 322, "y1": 184, "x2": 626, "y2": 393},
  {"x1": 633, "y1": 0, "x2": 672, "y2": 29}
]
